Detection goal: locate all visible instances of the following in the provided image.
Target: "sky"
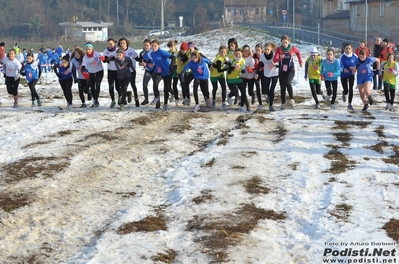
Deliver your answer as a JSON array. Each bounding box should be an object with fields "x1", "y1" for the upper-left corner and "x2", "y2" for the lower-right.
[{"x1": 0, "y1": 27, "x2": 398, "y2": 264}]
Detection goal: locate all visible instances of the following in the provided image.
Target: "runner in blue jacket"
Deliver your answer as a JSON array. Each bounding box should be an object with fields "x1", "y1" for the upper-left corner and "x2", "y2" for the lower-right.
[
  {"x1": 183, "y1": 51, "x2": 212, "y2": 112},
  {"x1": 321, "y1": 48, "x2": 341, "y2": 109},
  {"x1": 150, "y1": 39, "x2": 176, "y2": 110}
]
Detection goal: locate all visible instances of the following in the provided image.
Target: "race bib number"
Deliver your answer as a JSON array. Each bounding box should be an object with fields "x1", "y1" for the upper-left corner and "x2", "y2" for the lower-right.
[
  {"x1": 157, "y1": 67, "x2": 162, "y2": 73},
  {"x1": 282, "y1": 65, "x2": 288, "y2": 72},
  {"x1": 313, "y1": 65, "x2": 318, "y2": 70},
  {"x1": 362, "y1": 69, "x2": 366, "y2": 74},
  {"x1": 197, "y1": 68, "x2": 203, "y2": 74},
  {"x1": 92, "y1": 61, "x2": 97, "y2": 67},
  {"x1": 28, "y1": 73, "x2": 32, "y2": 78}
]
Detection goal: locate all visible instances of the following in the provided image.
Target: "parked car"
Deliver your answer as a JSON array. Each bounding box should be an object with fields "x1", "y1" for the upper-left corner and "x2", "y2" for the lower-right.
[{"x1": 148, "y1": 30, "x2": 169, "y2": 37}]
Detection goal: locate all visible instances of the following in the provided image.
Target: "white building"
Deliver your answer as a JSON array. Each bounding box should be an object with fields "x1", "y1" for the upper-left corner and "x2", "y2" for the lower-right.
[{"x1": 58, "y1": 21, "x2": 113, "y2": 42}]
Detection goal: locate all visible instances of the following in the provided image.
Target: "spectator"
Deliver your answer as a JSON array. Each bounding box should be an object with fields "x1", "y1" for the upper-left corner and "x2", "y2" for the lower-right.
[
  {"x1": 372, "y1": 38, "x2": 384, "y2": 90},
  {"x1": 56, "y1": 43, "x2": 63, "y2": 58},
  {"x1": 354, "y1": 40, "x2": 370, "y2": 57},
  {"x1": 0, "y1": 42, "x2": 5, "y2": 60}
]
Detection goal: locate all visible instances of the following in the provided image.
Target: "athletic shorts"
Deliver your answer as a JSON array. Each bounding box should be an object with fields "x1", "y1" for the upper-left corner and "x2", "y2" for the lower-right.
[
  {"x1": 309, "y1": 79, "x2": 321, "y2": 85},
  {"x1": 357, "y1": 77, "x2": 373, "y2": 85}
]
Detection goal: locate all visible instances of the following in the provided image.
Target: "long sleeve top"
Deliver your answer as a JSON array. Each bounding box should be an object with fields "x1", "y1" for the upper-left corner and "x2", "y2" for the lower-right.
[{"x1": 321, "y1": 58, "x2": 341, "y2": 81}]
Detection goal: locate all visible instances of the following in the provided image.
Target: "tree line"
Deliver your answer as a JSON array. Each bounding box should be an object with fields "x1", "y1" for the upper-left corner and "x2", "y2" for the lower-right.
[{"x1": 0, "y1": 0, "x2": 223, "y2": 41}]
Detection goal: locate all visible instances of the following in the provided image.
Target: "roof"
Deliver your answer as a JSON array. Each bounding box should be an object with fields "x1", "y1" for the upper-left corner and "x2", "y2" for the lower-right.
[
  {"x1": 223, "y1": 0, "x2": 266, "y2": 6},
  {"x1": 322, "y1": 10, "x2": 350, "y2": 20},
  {"x1": 59, "y1": 21, "x2": 113, "y2": 28}
]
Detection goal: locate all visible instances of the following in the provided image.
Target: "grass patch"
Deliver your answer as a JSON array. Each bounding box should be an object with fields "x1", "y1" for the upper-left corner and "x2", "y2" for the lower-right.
[
  {"x1": 3, "y1": 156, "x2": 70, "y2": 183},
  {"x1": 232, "y1": 165, "x2": 245, "y2": 170},
  {"x1": 323, "y1": 148, "x2": 355, "y2": 174},
  {"x1": 383, "y1": 145, "x2": 399, "y2": 166},
  {"x1": 333, "y1": 120, "x2": 371, "y2": 130},
  {"x1": 21, "y1": 140, "x2": 56, "y2": 149},
  {"x1": 329, "y1": 203, "x2": 353, "y2": 221},
  {"x1": 128, "y1": 116, "x2": 153, "y2": 126},
  {"x1": 288, "y1": 162, "x2": 300, "y2": 171},
  {"x1": 116, "y1": 215, "x2": 167, "y2": 234},
  {"x1": 383, "y1": 218, "x2": 399, "y2": 241},
  {"x1": 151, "y1": 248, "x2": 178, "y2": 263},
  {"x1": 273, "y1": 123, "x2": 287, "y2": 143},
  {"x1": 80, "y1": 132, "x2": 120, "y2": 142},
  {"x1": 192, "y1": 190, "x2": 214, "y2": 204},
  {"x1": 333, "y1": 132, "x2": 352, "y2": 146},
  {"x1": 241, "y1": 151, "x2": 258, "y2": 158},
  {"x1": 329, "y1": 177, "x2": 337, "y2": 182},
  {"x1": 217, "y1": 138, "x2": 229, "y2": 146},
  {"x1": 252, "y1": 115, "x2": 271, "y2": 124},
  {"x1": 57, "y1": 129, "x2": 78, "y2": 136},
  {"x1": 367, "y1": 140, "x2": 388, "y2": 154},
  {"x1": 243, "y1": 176, "x2": 270, "y2": 195},
  {"x1": 374, "y1": 125, "x2": 385, "y2": 138},
  {"x1": 202, "y1": 158, "x2": 216, "y2": 167},
  {"x1": 116, "y1": 192, "x2": 136, "y2": 198},
  {"x1": 293, "y1": 95, "x2": 307, "y2": 104},
  {"x1": 168, "y1": 123, "x2": 193, "y2": 133},
  {"x1": 0, "y1": 192, "x2": 31, "y2": 212},
  {"x1": 187, "y1": 203, "x2": 285, "y2": 262},
  {"x1": 236, "y1": 115, "x2": 252, "y2": 126},
  {"x1": 217, "y1": 130, "x2": 230, "y2": 146}
]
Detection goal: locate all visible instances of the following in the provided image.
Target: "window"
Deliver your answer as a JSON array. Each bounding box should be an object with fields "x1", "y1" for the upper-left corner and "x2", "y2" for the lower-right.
[
  {"x1": 352, "y1": 6, "x2": 357, "y2": 19},
  {"x1": 233, "y1": 9, "x2": 236, "y2": 15},
  {"x1": 239, "y1": 10, "x2": 243, "y2": 15},
  {"x1": 380, "y1": 3, "x2": 384, "y2": 17},
  {"x1": 227, "y1": 8, "x2": 231, "y2": 12}
]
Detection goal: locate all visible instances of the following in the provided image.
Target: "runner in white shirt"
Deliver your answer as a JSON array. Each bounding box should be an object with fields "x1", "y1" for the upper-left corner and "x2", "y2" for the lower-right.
[
  {"x1": 103, "y1": 38, "x2": 119, "y2": 107},
  {"x1": 82, "y1": 42, "x2": 105, "y2": 107}
]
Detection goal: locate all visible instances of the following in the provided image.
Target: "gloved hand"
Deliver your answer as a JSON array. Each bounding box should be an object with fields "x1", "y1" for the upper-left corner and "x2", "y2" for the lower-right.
[
  {"x1": 321, "y1": 74, "x2": 325, "y2": 81},
  {"x1": 82, "y1": 72, "x2": 90, "y2": 79}
]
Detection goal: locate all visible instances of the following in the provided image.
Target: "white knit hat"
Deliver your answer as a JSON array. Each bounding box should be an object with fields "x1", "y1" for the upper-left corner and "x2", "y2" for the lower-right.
[{"x1": 310, "y1": 47, "x2": 319, "y2": 55}]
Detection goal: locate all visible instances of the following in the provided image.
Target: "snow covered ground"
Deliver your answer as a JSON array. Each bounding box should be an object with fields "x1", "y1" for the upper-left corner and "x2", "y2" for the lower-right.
[{"x1": 0, "y1": 28, "x2": 399, "y2": 264}]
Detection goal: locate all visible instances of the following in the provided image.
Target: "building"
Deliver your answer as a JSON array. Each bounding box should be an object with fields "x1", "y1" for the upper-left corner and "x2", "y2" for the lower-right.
[
  {"x1": 58, "y1": 21, "x2": 113, "y2": 42},
  {"x1": 347, "y1": 0, "x2": 399, "y2": 42},
  {"x1": 223, "y1": 0, "x2": 267, "y2": 25}
]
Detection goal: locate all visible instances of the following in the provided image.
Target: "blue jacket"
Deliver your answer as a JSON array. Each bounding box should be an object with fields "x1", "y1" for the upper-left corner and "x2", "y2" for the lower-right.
[
  {"x1": 140, "y1": 50, "x2": 155, "y2": 72},
  {"x1": 355, "y1": 57, "x2": 376, "y2": 79},
  {"x1": 151, "y1": 48, "x2": 175, "y2": 76},
  {"x1": 51, "y1": 52, "x2": 60, "y2": 64},
  {"x1": 55, "y1": 64, "x2": 72, "y2": 80},
  {"x1": 321, "y1": 58, "x2": 341, "y2": 81},
  {"x1": 56, "y1": 47, "x2": 63, "y2": 57},
  {"x1": 183, "y1": 57, "x2": 210, "y2": 80},
  {"x1": 20, "y1": 61, "x2": 41, "y2": 83},
  {"x1": 340, "y1": 53, "x2": 357, "y2": 78}
]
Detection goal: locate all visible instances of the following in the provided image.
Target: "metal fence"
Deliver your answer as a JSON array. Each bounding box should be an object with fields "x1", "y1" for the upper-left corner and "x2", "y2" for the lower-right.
[{"x1": 237, "y1": 22, "x2": 363, "y2": 48}]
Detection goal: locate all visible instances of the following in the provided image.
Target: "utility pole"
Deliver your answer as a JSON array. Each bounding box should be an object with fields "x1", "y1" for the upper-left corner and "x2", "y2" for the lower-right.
[
  {"x1": 365, "y1": 0, "x2": 368, "y2": 43},
  {"x1": 116, "y1": 0, "x2": 119, "y2": 26},
  {"x1": 293, "y1": 0, "x2": 295, "y2": 40},
  {"x1": 161, "y1": 0, "x2": 164, "y2": 33}
]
